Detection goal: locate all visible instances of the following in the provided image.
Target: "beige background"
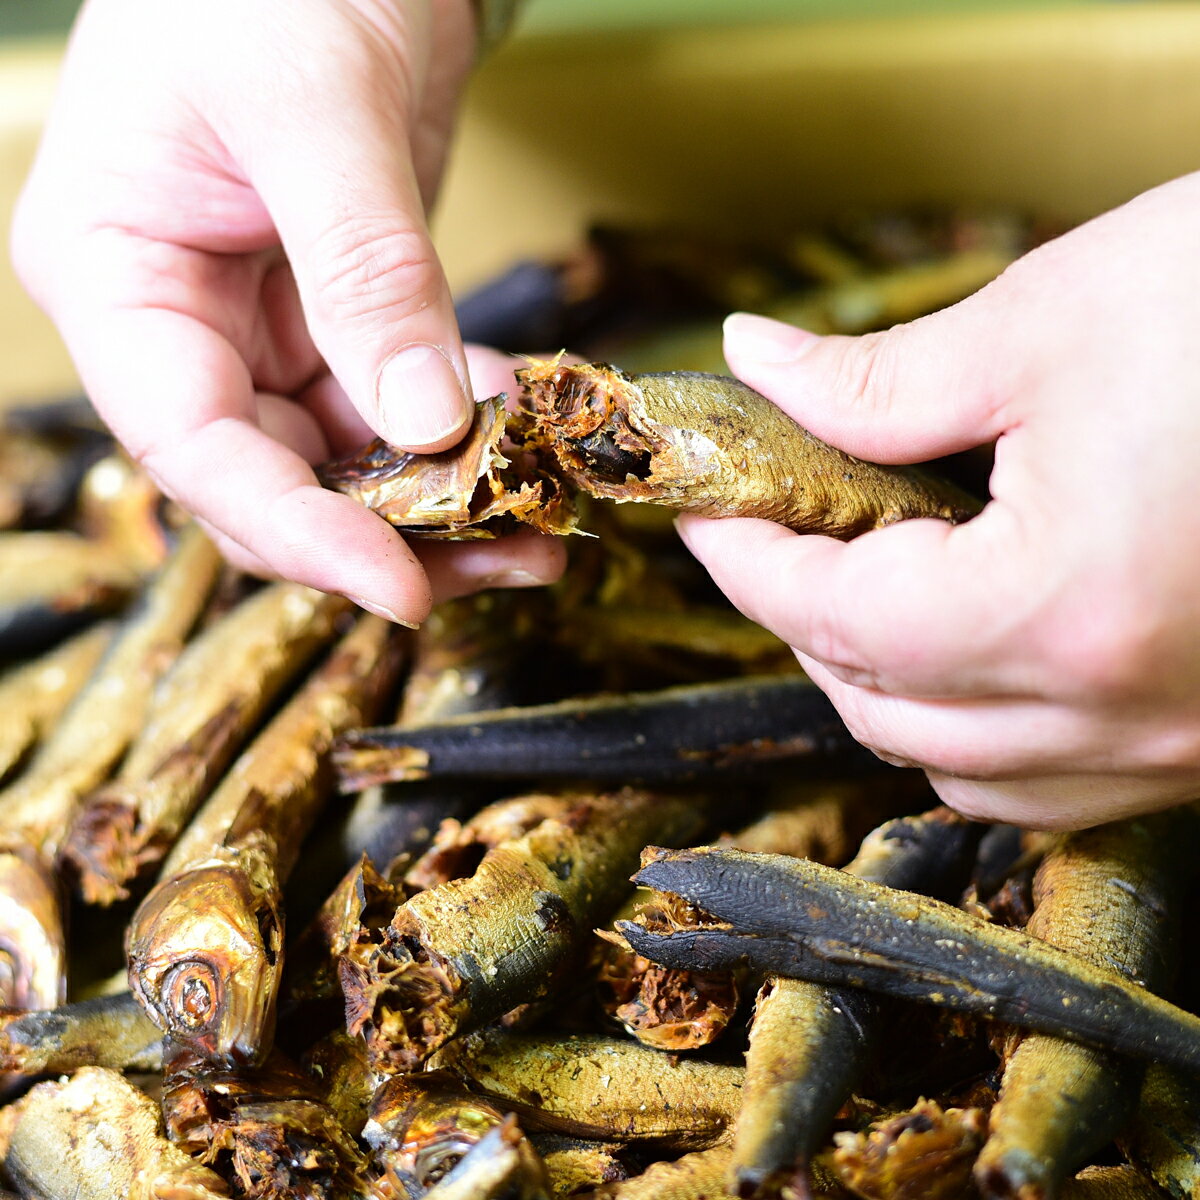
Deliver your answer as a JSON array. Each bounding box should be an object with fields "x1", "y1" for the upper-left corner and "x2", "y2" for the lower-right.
[{"x1": 3, "y1": 5, "x2": 1200, "y2": 406}]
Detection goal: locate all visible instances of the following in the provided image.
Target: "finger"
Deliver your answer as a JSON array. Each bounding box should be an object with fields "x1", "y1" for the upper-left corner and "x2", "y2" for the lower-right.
[
  {"x1": 418, "y1": 531, "x2": 568, "y2": 604},
  {"x1": 230, "y1": 19, "x2": 472, "y2": 454},
  {"x1": 677, "y1": 510, "x2": 1035, "y2": 698},
  {"x1": 798, "y1": 656, "x2": 1099, "y2": 781},
  {"x1": 927, "y1": 772, "x2": 1200, "y2": 831},
  {"x1": 721, "y1": 289, "x2": 1013, "y2": 463},
  {"x1": 63, "y1": 301, "x2": 434, "y2": 626},
  {"x1": 195, "y1": 518, "x2": 275, "y2": 579}
]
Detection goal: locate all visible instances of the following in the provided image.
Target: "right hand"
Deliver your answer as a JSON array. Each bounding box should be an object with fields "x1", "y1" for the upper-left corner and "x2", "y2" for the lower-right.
[{"x1": 12, "y1": 0, "x2": 564, "y2": 625}]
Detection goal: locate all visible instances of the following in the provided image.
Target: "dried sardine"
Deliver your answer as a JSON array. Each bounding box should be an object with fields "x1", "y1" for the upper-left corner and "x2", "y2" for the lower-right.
[
  {"x1": 975, "y1": 810, "x2": 1194, "y2": 1200},
  {"x1": 334, "y1": 675, "x2": 879, "y2": 792},
  {"x1": 62, "y1": 582, "x2": 350, "y2": 904},
  {"x1": 126, "y1": 615, "x2": 403, "y2": 1065},
  {"x1": 318, "y1": 394, "x2": 577, "y2": 539},
  {"x1": 162, "y1": 1047, "x2": 368, "y2": 1200},
  {"x1": 533, "y1": 1135, "x2": 632, "y2": 1195},
  {"x1": 515, "y1": 361, "x2": 979, "y2": 536},
  {"x1": 731, "y1": 808, "x2": 982, "y2": 1199},
  {"x1": 1119, "y1": 1063, "x2": 1200, "y2": 1199},
  {"x1": 417, "y1": 1118, "x2": 551, "y2": 1200},
  {"x1": 342, "y1": 788, "x2": 705, "y2": 1073},
  {"x1": 0, "y1": 621, "x2": 112, "y2": 784},
  {"x1": 0, "y1": 990, "x2": 161, "y2": 1075},
  {"x1": 619, "y1": 847, "x2": 1200, "y2": 1075},
  {"x1": 0, "y1": 525, "x2": 220, "y2": 1007},
  {"x1": 5, "y1": 1066, "x2": 230, "y2": 1200},
  {"x1": 364, "y1": 1071, "x2": 549, "y2": 1199},
  {"x1": 433, "y1": 1030, "x2": 744, "y2": 1150}
]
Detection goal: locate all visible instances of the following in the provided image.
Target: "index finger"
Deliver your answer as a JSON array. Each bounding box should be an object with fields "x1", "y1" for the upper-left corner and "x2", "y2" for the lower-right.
[{"x1": 62, "y1": 298, "x2": 434, "y2": 627}]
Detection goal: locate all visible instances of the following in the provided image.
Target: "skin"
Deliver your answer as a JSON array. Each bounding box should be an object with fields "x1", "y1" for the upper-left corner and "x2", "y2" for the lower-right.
[
  {"x1": 685, "y1": 171, "x2": 1200, "y2": 829},
  {"x1": 11, "y1": 0, "x2": 564, "y2": 625}
]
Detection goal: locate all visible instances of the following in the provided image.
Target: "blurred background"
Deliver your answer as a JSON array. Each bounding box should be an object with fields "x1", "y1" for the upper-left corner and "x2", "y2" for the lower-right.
[{"x1": 2, "y1": 0, "x2": 1198, "y2": 404}]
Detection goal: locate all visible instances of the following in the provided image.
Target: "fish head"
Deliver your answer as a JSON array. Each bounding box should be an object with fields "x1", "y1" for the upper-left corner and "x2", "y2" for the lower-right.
[{"x1": 126, "y1": 863, "x2": 282, "y2": 1065}]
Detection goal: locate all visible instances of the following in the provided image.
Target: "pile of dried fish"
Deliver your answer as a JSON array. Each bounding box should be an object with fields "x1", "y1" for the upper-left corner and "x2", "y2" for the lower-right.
[{"x1": 0, "y1": 215, "x2": 1193, "y2": 1200}]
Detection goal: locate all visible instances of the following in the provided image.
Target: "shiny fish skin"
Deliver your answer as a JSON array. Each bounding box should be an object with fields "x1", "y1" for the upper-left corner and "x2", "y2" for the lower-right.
[
  {"x1": 342, "y1": 788, "x2": 705, "y2": 1074},
  {"x1": 126, "y1": 615, "x2": 403, "y2": 1066},
  {"x1": 516, "y1": 361, "x2": 979, "y2": 536},
  {"x1": 5, "y1": 1066, "x2": 230, "y2": 1200},
  {"x1": 62, "y1": 582, "x2": 349, "y2": 904},
  {"x1": 975, "y1": 810, "x2": 1195, "y2": 1200},
  {"x1": 621, "y1": 847, "x2": 1200, "y2": 1075}
]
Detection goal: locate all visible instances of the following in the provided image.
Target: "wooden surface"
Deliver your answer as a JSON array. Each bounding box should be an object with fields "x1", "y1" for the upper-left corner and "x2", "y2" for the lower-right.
[{"x1": 4, "y1": 6, "x2": 1200, "y2": 405}]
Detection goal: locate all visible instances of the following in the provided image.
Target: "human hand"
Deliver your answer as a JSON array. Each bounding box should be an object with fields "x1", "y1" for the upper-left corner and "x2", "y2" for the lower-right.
[
  {"x1": 11, "y1": 0, "x2": 563, "y2": 625},
  {"x1": 679, "y1": 172, "x2": 1200, "y2": 830}
]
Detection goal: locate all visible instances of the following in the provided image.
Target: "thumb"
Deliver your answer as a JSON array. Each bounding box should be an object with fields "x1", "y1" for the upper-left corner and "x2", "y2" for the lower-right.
[
  {"x1": 722, "y1": 290, "x2": 1013, "y2": 464},
  {"x1": 236, "y1": 44, "x2": 472, "y2": 452}
]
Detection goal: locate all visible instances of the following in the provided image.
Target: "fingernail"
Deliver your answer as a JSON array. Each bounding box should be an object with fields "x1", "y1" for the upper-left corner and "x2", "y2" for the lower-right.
[
  {"x1": 478, "y1": 568, "x2": 545, "y2": 590},
  {"x1": 724, "y1": 312, "x2": 819, "y2": 364},
  {"x1": 345, "y1": 593, "x2": 420, "y2": 630},
  {"x1": 376, "y1": 343, "x2": 472, "y2": 448}
]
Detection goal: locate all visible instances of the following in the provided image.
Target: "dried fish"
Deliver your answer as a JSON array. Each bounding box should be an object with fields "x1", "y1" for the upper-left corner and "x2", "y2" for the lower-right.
[
  {"x1": 514, "y1": 361, "x2": 978, "y2": 536},
  {"x1": 619, "y1": 846, "x2": 1200, "y2": 1074},
  {"x1": 364, "y1": 1070, "x2": 549, "y2": 1199},
  {"x1": 0, "y1": 621, "x2": 112, "y2": 784},
  {"x1": 585, "y1": 1145, "x2": 739, "y2": 1200},
  {"x1": 829, "y1": 1098, "x2": 988, "y2": 1200},
  {"x1": 0, "y1": 990, "x2": 161, "y2": 1075},
  {"x1": 162, "y1": 1047, "x2": 368, "y2": 1200},
  {"x1": 334, "y1": 675, "x2": 879, "y2": 792},
  {"x1": 62, "y1": 582, "x2": 350, "y2": 904},
  {"x1": 5, "y1": 1066, "x2": 230, "y2": 1200},
  {"x1": 1059, "y1": 1165, "x2": 1166, "y2": 1200},
  {"x1": 0, "y1": 418, "x2": 107, "y2": 531},
  {"x1": 533, "y1": 1135, "x2": 632, "y2": 1195},
  {"x1": 1119, "y1": 1063, "x2": 1200, "y2": 1199},
  {"x1": 432, "y1": 1030, "x2": 744, "y2": 1150},
  {"x1": 974, "y1": 810, "x2": 1193, "y2": 1200},
  {"x1": 342, "y1": 788, "x2": 705, "y2": 1073},
  {"x1": 318, "y1": 393, "x2": 577, "y2": 539},
  {"x1": 0, "y1": 525, "x2": 220, "y2": 1007},
  {"x1": 418, "y1": 1118, "x2": 550, "y2": 1200},
  {"x1": 126, "y1": 615, "x2": 403, "y2": 1065},
  {"x1": 731, "y1": 808, "x2": 982, "y2": 1199},
  {"x1": 0, "y1": 529, "x2": 138, "y2": 656}
]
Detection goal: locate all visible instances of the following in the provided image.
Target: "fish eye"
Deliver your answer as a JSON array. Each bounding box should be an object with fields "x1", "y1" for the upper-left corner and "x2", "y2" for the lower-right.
[{"x1": 161, "y1": 959, "x2": 220, "y2": 1032}]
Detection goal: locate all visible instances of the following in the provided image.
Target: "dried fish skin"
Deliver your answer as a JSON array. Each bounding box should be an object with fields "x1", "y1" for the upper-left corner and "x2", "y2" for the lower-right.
[
  {"x1": 0, "y1": 524, "x2": 221, "y2": 862},
  {"x1": 515, "y1": 361, "x2": 979, "y2": 537},
  {"x1": 731, "y1": 808, "x2": 981, "y2": 1200},
  {"x1": 0, "y1": 529, "x2": 137, "y2": 656},
  {"x1": 318, "y1": 394, "x2": 577, "y2": 539},
  {"x1": 620, "y1": 847, "x2": 1200, "y2": 1074},
  {"x1": 830, "y1": 1098, "x2": 987, "y2": 1200},
  {"x1": 1120, "y1": 1063, "x2": 1200, "y2": 1198},
  {"x1": 0, "y1": 622, "x2": 112, "y2": 785},
  {"x1": 432, "y1": 1030, "x2": 745, "y2": 1150},
  {"x1": 334, "y1": 675, "x2": 880, "y2": 792},
  {"x1": 1059, "y1": 1166, "x2": 1165, "y2": 1200},
  {"x1": 62, "y1": 583, "x2": 349, "y2": 904},
  {"x1": 364, "y1": 1071, "x2": 549, "y2": 1199},
  {"x1": 342, "y1": 788, "x2": 703, "y2": 1074},
  {"x1": 126, "y1": 850, "x2": 281, "y2": 1066},
  {"x1": 0, "y1": 990, "x2": 162, "y2": 1075},
  {"x1": 533, "y1": 1135, "x2": 632, "y2": 1195},
  {"x1": 5, "y1": 1066, "x2": 230, "y2": 1200},
  {"x1": 975, "y1": 811, "x2": 1194, "y2": 1200},
  {"x1": 162, "y1": 1049, "x2": 368, "y2": 1200}
]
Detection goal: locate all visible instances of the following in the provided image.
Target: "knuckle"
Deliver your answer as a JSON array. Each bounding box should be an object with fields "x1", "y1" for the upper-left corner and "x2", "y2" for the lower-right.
[
  {"x1": 307, "y1": 218, "x2": 440, "y2": 330},
  {"x1": 828, "y1": 329, "x2": 904, "y2": 415}
]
